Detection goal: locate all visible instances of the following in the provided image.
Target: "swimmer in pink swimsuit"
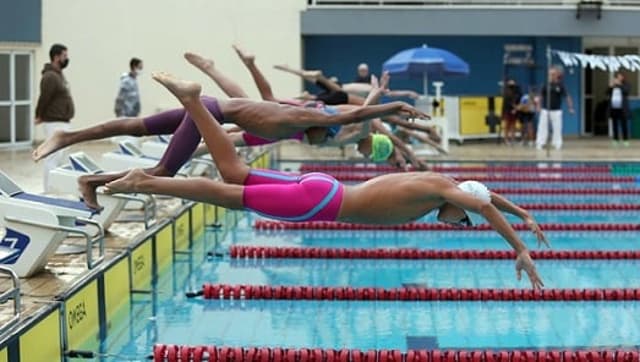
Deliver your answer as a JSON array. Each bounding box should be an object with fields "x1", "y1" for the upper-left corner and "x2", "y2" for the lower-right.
[
  {"x1": 106, "y1": 72, "x2": 548, "y2": 290},
  {"x1": 242, "y1": 169, "x2": 344, "y2": 222}
]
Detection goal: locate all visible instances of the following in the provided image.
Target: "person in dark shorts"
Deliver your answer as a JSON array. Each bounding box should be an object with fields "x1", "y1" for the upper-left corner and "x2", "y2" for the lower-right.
[
  {"x1": 606, "y1": 72, "x2": 631, "y2": 147},
  {"x1": 517, "y1": 86, "x2": 537, "y2": 147},
  {"x1": 501, "y1": 79, "x2": 521, "y2": 145}
]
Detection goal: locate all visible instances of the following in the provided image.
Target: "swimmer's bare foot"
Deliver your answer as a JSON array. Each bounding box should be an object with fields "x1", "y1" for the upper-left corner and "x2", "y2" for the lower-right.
[
  {"x1": 232, "y1": 44, "x2": 255, "y2": 65},
  {"x1": 152, "y1": 72, "x2": 202, "y2": 104},
  {"x1": 296, "y1": 91, "x2": 314, "y2": 101},
  {"x1": 32, "y1": 129, "x2": 67, "y2": 161},
  {"x1": 184, "y1": 52, "x2": 215, "y2": 73},
  {"x1": 78, "y1": 175, "x2": 103, "y2": 211},
  {"x1": 105, "y1": 169, "x2": 150, "y2": 194},
  {"x1": 379, "y1": 71, "x2": 390, "y2": 90},
  {"x1": 302, "y1": 70, "x2": 322, "y2": 82},
  {"x1": 273, "y1": 64, "x2": 291, "y2": 72}
]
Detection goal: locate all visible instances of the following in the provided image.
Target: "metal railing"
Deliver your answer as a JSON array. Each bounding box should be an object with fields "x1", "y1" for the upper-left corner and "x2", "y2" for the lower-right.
[
  {"x1": 5, "y1": 216, "x2": 105, "y2": 270},
  {"x1": 112, "y1": 193, "x2": 157, "y2": 229},
  {"x1": 307, "y1": 0, "x2": 640, "y2": 8},
  {"x1": 0, "y1": 266, "x2": 21, "y2": 335}
]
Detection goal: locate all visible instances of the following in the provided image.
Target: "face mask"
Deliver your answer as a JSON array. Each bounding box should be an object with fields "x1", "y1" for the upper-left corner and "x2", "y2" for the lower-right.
[
  {"x1": 60, "y1": 58, "x2": 69, "y2": 69},
  {"x1": 135, "y1": 68, "x2": 143, "y2": 76}
]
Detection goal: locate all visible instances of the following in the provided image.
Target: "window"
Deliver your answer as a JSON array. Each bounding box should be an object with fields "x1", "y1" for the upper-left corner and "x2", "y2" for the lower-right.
[{"x1": 0, "y1": 51, "x2": 33, "y2": 146}]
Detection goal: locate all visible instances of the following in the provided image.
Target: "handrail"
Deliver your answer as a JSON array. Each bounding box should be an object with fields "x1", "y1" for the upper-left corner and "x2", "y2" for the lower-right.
[
  {"x1": 0, "y1": 266, "x2": 21, "y2": 335},
  {"x1": 5, "y1": 216, "x2": 105, "y2": 270},
  {"x1": 190, "y1": 158, "x2": 216, "y2": 177},
  {"x1": 110, "y1": 193, "x2": 156, "y2": 229}
]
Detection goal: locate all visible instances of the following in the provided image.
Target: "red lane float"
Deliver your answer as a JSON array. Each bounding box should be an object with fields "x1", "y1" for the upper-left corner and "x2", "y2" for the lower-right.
[
  {"x1": 229, "y1": 246, "x2": 640, "y2": 260},
  {"x1": 517, "y1": 204, "x2": 640, "y2": 210},
  {"x1": 493, "y1": 188, "x2": 640, "y2": 194},
  {"x1": 153, "y1": 344, "x2": 640, "y2": 362},
  {"x1": 254, "y1": 220, "x2": 640, "y2": 231},
  {"x1": 299, "y1": 164, "x2": 612, "y2": 174},
  {"x1": 326, "y1": 173, "x2": 635, "y2": 183},
  {"x1": 197, "y1": 283, "x2": 640, "y2": 302}
]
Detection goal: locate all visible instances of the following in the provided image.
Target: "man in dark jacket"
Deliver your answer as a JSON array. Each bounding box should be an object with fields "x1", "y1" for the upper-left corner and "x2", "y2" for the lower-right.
[
  {"x1": 35, "y1": 43, "x2": 75, "y2": 192},
  {"x1": 606, "y1": 72, "x2": 631, "y2": 147}
]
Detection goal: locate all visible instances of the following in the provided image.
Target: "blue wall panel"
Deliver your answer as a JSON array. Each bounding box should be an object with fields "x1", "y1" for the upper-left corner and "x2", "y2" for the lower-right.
[
  {"x1": 304, "y1": 35, "x2": 582, "y2": 135},
  {"x1": 0, "y1": 0, "x2": 41, "y2": 43}
]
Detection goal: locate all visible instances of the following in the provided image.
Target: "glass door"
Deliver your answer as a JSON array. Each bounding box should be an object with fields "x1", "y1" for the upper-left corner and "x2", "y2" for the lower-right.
[
  {"x1": 583, "y1": 47, "x2": 609, "y2": 136},
  {"x1": 0, "y1": 51, "x2": 33, "y2": 147}
]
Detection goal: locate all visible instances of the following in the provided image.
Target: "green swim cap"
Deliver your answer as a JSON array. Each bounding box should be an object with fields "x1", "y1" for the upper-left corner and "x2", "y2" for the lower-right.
[{"x1": 371, "y1": 134, "x2": 394, "y2": 162}]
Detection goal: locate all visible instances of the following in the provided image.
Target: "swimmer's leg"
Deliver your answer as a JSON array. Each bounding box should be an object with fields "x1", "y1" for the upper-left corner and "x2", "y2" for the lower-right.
[
  {"x1": 184, "y1": 52, "x2": 248, "y2": 98},
  {"x1": 232, "y1": 44, "x2": 279, "y2": 102},
  {"x1": 105, "y1": 169, "x2": 245, "y2": 209},
  {"x1": 33, "y1": 116, "x2": 149, "y2": 161},
  {"x1": 153, "y1": 72, "x2": 250, "y2": 185}
]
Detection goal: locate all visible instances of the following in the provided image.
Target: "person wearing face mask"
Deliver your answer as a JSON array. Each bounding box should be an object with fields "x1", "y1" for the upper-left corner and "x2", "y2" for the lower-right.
[
  {"x1": 115, "y1": 57, "x2": 143, "y2": 117},
  {"x1": 35, "y1": 43, "x2": 75, "y2": 192}
]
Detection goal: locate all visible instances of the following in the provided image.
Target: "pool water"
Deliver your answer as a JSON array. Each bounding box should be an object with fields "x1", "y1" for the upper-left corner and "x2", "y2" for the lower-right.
[
  {"x1": 99, "y1": 162, "x2": 640, "y2": 359},
  {"x1": 101, "y1": 212, "x2": 640, "y2": 359}
]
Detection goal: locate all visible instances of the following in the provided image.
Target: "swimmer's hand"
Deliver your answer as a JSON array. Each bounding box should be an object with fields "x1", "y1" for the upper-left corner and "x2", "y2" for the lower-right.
[
  {"x1": 524, "y1": 215, "x2": 550, "y2": 248},
  {"x1": 515, "y1": 251, "x2": 544, "y2": 290},
  {"x1": 388, "y1": 148, "x2": 408, "y2": 170},
  {"x1": 397, "y1": 102, "x2": 431, "y2": 119},
  {"x1": 408, "y1": 156, "x2": 429, "y2": 171}
]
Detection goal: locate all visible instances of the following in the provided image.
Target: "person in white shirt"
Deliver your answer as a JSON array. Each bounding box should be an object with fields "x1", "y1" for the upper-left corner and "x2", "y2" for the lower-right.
[
  {"x1": 606, "y1": 72, "x2": 630, "y2": 147},
  {"x1": 535, "y1": 67, "x2": 574, "y2": 150}
]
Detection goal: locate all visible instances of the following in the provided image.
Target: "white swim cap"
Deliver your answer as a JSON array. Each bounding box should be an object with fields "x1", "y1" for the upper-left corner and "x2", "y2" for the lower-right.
[
  {"x1": 458, "y1": 181, "x2": 491, "y2": 226},
  {"x1": 457, "y1": 180, "x2": 491, "y2": 203}
]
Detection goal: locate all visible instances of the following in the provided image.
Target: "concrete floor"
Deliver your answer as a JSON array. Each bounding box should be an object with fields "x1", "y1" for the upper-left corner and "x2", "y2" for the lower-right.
[{"x1": 0, "y1": 136, "x2": 637, "y2": 194}]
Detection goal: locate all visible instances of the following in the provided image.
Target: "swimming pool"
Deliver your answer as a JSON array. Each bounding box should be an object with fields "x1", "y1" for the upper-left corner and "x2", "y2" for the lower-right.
[
  {"x1": 101, "y1": 217, "x2": 640, "y2": 358},
  {"x1": 98, "y1": 162, "x2": 640, "y2": 360}
]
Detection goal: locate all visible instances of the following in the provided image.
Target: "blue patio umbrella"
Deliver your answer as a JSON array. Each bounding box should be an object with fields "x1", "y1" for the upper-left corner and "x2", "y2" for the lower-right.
[{"x1": 383, "y1": 45, "x2": 470, "y2": 97}]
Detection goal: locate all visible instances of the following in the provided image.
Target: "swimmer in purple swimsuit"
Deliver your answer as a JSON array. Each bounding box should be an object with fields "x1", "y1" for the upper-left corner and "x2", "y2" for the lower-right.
[
  {"x1": 32, "y1": 56, "x2": 428, "y2": 210},
  {"x1": 32, "y1": 69, "x2": 423, "y2": 210},
  {"x1": 106, "y1": 72, "x2": 548, "y2": 290},
  {"x1": 191, "y1": 46, "x2": 442, "y2": 162}
]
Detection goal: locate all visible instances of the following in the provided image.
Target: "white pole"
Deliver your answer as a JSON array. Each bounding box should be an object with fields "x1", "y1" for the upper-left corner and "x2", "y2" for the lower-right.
[{"x1": 423, "y1": 73, "x2": 429, "y2": 99}]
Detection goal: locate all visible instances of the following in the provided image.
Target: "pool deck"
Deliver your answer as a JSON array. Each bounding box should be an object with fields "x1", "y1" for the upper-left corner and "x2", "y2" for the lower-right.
[
  {"x1": 0, "y1": 140, "x2": 186, "y2": 331},
  {"x1": 0, "y1": 136, "x2": 638, "y2": 331}
]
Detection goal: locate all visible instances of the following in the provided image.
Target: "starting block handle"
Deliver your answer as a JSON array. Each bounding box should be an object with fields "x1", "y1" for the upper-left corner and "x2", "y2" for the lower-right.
[
  {"x1": 0, "y1": 266, "x2": 21, "y2": 335},
  {"x1": 5, "y1": 216, "x2": 105, "y2": 271},
  {"x1": 109, "y1": 193, "x2": 156, "y2": 229}
]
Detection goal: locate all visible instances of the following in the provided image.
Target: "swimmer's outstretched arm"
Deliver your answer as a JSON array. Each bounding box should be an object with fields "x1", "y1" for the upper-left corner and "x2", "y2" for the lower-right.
[
  {"x1": 381, "y1": 116, "x2": 445, "y2": 154},
  {"x1": 371, "y1": 119, "x2": 427, "y2": 170},
  {"x1": 489, "y1": 192, "x2": 549, "y2": 248},
  {"x1": 438, "y1": 183, "x2": 544, "y2": 289},
  {"x1": 322, "y1": 79, "x2": 386, "y2": 147},
  {"x1": 321, "y1": 77, "x2": 391, "y2": 146},
  {"x1": 396, "y1": 127, "x2": 448, "y2": 155},
  {"x1": 292, "y1": 101, "x2": 428, "y2": 128},
  {"x1": 383, "y1": 115, "x2": 437, "y2": 138},
  {"x1": 384, "y1": 90, "x2": 421, "y2": 99}
]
